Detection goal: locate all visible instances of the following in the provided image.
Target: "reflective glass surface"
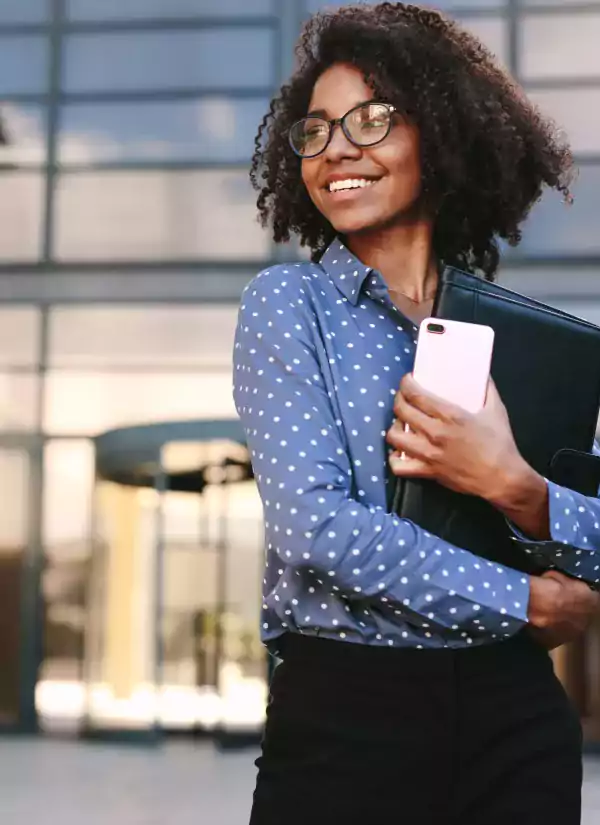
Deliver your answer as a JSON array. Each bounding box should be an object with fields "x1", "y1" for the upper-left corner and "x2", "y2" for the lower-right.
[
  {"x1": 54, "y1": 170, "x2": 269, "y2": 261},
  {"x1": 0, "y1": 374, "x2": 39, "y2": 431},
  {"x1": 38, "y1": 439, "x2": 94, "y2": 729},
  {"x1": 0, "y1": 449, "x2": 29, "y2": 725},
  {"x1": 44, "y1": 371, "x2": 237, "y2": 435},
  {"x1": 0, "y1": 36, "x2": 48, "y2": 95},
  {"x1": 0, "y1": 308, "x2": 40, "y2": 367},
  {"x1": 68, "y1": 0, "x2": 272, "y2": 19},
  {"x1": 521, "y1": 14, "x2": 600, "y2": 80},
  {"x1": 518, "y1": 165, "x2": 600, "y2": 256},
  {"x1": 0, "y1": 0, "x2": 49, "y2": 23},
  {"x1": 63, "y1": 30, "x2": 274, "y2": 93},
  {"x1": 0, "y1": 173, "x2": 44, "y2": 261},
  {"x1": 48, "y1": 305, "x2": 238, "y2": 368},
  {"x1": 528, "y1": 88, "x2": 600, "y2": 155},
  {"x1": 0, "y1": 104, "x2": 47, "y2": 166},
  {"x1": 59, "y1": 98, "x2": 266, "y2": 164}
]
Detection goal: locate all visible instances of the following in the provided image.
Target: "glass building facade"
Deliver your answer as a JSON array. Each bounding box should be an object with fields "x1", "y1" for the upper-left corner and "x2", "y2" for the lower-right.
[{"x1": 0, "y1": 0, "x2": 598, "y2": 736}]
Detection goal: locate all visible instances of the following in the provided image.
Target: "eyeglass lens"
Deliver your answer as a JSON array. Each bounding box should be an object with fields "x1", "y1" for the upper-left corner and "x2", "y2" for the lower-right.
[{"x1": 290, "y1": 103, "x2": 392, "y2": 158}]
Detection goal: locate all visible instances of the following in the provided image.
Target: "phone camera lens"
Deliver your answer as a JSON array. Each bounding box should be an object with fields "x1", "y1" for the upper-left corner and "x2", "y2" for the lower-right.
[{"x1": 427, "y1": 323, "x2": 445, "y2": 334}]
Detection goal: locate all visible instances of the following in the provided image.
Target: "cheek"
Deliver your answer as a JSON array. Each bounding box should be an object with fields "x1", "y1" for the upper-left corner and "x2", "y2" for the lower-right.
[{"x1": 378, "y1": 135, "x2": 422, "y2": 195}]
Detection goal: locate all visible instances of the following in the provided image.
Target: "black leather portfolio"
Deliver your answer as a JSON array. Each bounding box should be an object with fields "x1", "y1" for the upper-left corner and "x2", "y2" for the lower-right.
[{"x1": 392, "y1": 267, "x2": 600, "y2": 576}]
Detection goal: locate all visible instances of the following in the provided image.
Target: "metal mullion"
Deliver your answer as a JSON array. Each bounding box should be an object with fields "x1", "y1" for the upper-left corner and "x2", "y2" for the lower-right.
[
  {"x1": 502, "y1": 254, "x2": 600, "y2": 267},
  {"x1": 41, "y1": 0, "x2": 64, "y2": 263},
  {"x1": 59, "y1": 87, "x2": 274, "y2": 103},
  {"x1": 271, "y1": 0, "x2": 301, "y2": 263},
  {"x1": 0, "y1": 258, "x2": 273, "y2": 273},
  {"x1": 523, "y1": 77, "x2": 600, "y2": 90},
  {"x1": 0, "y1": 24, "x2": 52, "y2": 36},
  {"x1": 59, "y1": 16, "x2": 278, "y2": 34},
  {"x1": 0, "y1": 253, "x2": 597, "y2": 275},
  {"x1": 518, "y1": 3, "x2": 600, "y2": 16},
  {"x1": 508, "y1": 0, "x2": 520, "y2": 78},
  {"x1": 0, "y1": 365, "x2": 43, "y2": 375},
  {"x1": 0, "y1": 93, "x2": 50, "y2": 104},
  {"x1": 46, "y1": 363, "x2": 238, "y2": 374},
  {"x1": 445, "y1": 7, "x2": 513, "y2": 18},
  {"x1": 57, "y1": 159, "x2": 253, "y2": 173}
]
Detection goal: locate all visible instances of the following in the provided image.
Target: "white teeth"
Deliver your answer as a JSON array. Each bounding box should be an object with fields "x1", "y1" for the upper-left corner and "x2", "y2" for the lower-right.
[{"x1": 328, "y1": 178, "x2": 377, "y2": 192}]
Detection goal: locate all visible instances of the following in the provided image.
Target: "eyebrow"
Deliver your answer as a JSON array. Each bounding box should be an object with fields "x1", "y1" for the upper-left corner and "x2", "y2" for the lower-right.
[{"x1": 306, "y1": 98, "x2": 377, "y2": 118}]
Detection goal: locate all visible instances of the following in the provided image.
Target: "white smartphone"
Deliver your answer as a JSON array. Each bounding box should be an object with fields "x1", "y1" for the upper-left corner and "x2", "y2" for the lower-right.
[{"x1": 412, "y1": 318, "x2": 495, "y2": 413}]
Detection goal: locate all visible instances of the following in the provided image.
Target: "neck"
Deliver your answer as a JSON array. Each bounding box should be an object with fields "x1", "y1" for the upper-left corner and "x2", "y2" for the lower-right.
[{"x1": 345, "y1": 217, "x2": 438, "y2": 302}]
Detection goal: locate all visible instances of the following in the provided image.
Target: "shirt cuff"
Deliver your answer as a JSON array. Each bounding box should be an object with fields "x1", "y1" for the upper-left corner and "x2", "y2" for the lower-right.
[{"x1": 507, "y1": 480, "x2": 600, "y2": 588}]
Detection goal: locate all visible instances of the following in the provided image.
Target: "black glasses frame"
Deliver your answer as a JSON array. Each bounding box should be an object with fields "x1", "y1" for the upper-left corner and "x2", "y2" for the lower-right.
[{"x1": 288, "y1": 101, "x2": 397, "y2": 159}]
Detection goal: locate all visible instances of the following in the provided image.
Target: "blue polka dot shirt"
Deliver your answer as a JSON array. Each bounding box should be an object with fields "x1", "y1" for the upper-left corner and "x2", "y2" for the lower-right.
[{"x1": 233, "y1": 238, "x2": 600, "y2": 652}]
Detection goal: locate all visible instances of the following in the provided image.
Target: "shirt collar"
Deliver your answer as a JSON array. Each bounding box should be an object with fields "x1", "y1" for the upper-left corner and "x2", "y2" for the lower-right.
[{"x1": 318, "y1": 237, "x2": 373, "y2": 305}]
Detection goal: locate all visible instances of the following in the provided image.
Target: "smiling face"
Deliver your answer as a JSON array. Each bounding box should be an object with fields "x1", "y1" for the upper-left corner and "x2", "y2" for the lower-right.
[{"x1": 300, "y1": 63, "x2": 424, "y2": 238}]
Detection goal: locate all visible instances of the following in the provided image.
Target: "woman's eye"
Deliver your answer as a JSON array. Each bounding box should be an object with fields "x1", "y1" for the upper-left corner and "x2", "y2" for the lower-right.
[{"x1": 362, "y1": 118, "x2": 386, "y2": 129}]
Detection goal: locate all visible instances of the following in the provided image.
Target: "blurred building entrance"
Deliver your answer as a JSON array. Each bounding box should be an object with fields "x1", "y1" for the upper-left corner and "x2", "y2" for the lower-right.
[
  {"x1": 80, "y1": 420, "x2": 267, "y2": 743},
  {"x1": 0, "y1": 435, "x2": 42, "y2": 733}
]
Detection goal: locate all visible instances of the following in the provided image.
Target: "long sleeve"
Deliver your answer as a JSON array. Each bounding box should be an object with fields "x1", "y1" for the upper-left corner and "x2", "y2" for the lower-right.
[
  {"x1": 233, "y1": 269, "x2": 530, "y2": 640},
  {"x1": 514, "y1": 442, "x2": 600, "y2": 586}
]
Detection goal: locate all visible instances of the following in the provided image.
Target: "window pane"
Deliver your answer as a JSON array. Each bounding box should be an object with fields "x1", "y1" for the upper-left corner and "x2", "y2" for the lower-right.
[
  {"x1": 39, "y1": 439, "x2": 94, "y2": 722},
  {"x1": 63, "y1": 30, "x2": 274, "y2": 93},
  {"x1": 528, "y1": 89, "x2": 600, "y2": 154},
  {"x1": 518, "y1": 165, "x2": 600, "y2": 256},
  {"x1": 0, "y1": 0, "x2": 49, "y2": 23},
  {"x1": 48, "y1": 306, "x2": 238, "y2": 368},
  {"x1": 58, "y1": 98, "x2": 266, "y2": 165},
  {"x1": 54, "y1": 170, "x2": 269, "y2": 261},
  {"x1": 44, "y1": 371, "x2": 237, "y2": 435},
  {"x1": 0, "y1": 308, "x2": 40, "y2": 367},
  {"x1": 68, "y1": 0, "x2": 272, "y2": 19},
  {"x1": 0, "y1": 36, "x2": 48, "y2": 95},
  {"x1": 0, "y1": 373, "x2": 39, "y2": 430},
  {"x1": 457, "y1": 17, "x2": 508, "y2": 64},
  {"x1": 521, "y1": 14, "x2": 600, "y2": 80},
  {"x1": 550, "y1": 301, "x2": 600, "y2": 328},
  {"x1": 0, "y1": 103, "x2": 47, "y2": 166},
  {"x1": 0, "y1": 449, "x2": 29, "y2": 724},
  {"x1": 0, "y1": 173, "x2": 44, "y2": 261}
]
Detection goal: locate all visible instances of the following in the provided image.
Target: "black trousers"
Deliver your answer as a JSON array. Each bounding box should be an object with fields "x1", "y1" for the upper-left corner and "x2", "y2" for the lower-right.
[{"x1": 249, "y1": 632, "x2": 582, "y2": 825}]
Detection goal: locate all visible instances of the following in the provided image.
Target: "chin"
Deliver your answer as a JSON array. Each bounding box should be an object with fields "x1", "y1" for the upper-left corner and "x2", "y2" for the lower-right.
[{"x1": 328, "y1": 209, "x2": 391, "y2": 237}]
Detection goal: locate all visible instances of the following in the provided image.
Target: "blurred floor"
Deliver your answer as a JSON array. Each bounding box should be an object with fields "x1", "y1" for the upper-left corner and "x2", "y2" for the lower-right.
[{"x1": 0, "y1": 738, "x2": 599, "y2": 824}]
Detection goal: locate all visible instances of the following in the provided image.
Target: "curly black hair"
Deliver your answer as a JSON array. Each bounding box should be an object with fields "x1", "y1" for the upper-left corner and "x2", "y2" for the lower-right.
[{"x1": 250, "y1": 2, "x2": 574, "y2": 279}]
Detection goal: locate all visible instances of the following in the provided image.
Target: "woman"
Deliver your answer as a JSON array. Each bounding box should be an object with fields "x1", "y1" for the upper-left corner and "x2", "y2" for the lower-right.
[{"x1": 233, "y1": 4, "x2": 600, "y2": 824}]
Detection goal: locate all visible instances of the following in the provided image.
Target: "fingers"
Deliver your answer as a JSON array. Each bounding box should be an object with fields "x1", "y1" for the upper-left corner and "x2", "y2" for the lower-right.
[
  {"x1": 393, "y1": 392, "x2": 444, "y2": 441},
  {"x1": 400, "y1": 373, "x2": 466, "y2": 423},
  {"x1": 389, "y1": 452, "x2": 432, "y2": 478},
  {"x1": 386, "y1": 421, "x2": 435, "y2": 460}
]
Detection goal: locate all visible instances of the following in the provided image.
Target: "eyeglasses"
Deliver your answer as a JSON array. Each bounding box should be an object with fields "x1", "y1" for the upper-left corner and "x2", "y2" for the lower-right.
[{"x1": 289, "y1": 101, "x2": 397, "y2": 159}]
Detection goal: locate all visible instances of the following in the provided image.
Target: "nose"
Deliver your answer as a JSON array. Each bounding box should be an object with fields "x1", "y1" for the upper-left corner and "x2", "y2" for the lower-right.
[{"x1": 323, "y1": 123, "x2": 362, "y2": 162}]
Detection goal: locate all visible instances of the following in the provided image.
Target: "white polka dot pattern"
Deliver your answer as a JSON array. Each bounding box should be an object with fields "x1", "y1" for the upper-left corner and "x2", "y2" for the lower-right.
[
  {"x1": 233, "y1": 238, "x2": 531, "y2": 652},
  {"x1": 511, "y1": 446, "x2": 600, "y2": 586}
]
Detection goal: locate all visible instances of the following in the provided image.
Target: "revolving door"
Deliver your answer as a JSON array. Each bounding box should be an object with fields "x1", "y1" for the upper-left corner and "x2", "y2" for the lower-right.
[{"x1": 82, "y1": 420, "x2": 267, "y2": 741}]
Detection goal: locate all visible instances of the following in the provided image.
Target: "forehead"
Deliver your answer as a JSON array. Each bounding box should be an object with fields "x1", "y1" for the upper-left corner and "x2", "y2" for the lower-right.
[{"x1": 308, "y1": 63, "x2": 375, "y2": 116}]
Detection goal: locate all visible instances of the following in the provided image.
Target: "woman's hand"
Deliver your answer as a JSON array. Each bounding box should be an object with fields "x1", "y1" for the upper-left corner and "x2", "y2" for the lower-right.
[
  {"x1": 387, "y1": 373, "x2": 550, "y2": 537},
  {"x1": 528, "y1": 570, "x2": 600, "y2": 650},
  {"x1": 388, "y1": 373, "x2": 524, "y2": 499}
]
